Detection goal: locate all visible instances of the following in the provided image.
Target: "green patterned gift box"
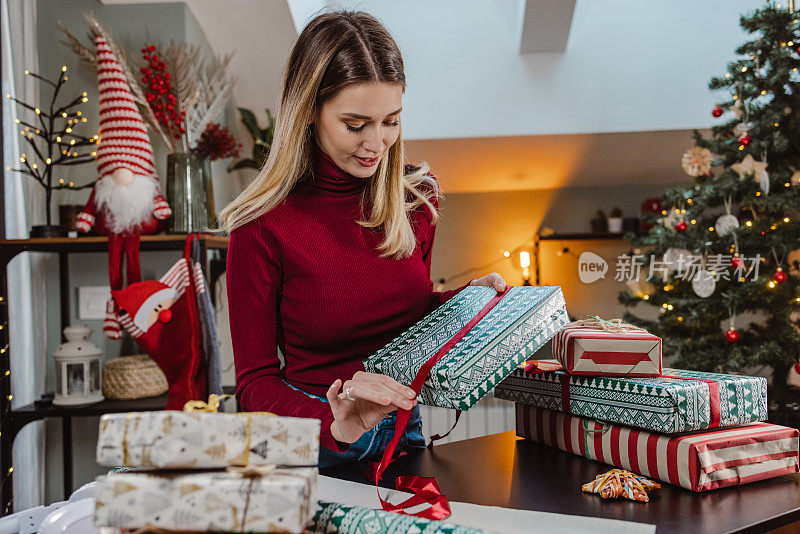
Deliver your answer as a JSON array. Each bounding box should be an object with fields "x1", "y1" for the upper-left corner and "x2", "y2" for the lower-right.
[
  {"x1": 494, "y1": 365, "x2": 767, "y2": 434},
  {"x1": 310, "y1": 501, "x2": 487, "y2": 534},
  {"x1": 365, "y1": 286, "x2": 569, "y2": 410}
]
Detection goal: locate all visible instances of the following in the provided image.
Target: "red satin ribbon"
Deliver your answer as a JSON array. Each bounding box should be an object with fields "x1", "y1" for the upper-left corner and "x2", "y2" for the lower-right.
[
  {"x1": 557, "y1": 372, "x2": 722, "y2": 429},
  {"x1": 373, "y1": 286, "x2": 512, "y2": 520}
]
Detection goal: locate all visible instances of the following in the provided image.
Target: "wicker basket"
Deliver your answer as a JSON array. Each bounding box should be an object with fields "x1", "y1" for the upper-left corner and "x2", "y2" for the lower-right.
[{"x1": 103, "y1": 354, "x2": 168, "y2": 400}]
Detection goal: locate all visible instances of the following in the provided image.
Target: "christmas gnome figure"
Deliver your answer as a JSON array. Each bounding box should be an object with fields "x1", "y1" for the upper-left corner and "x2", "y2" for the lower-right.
[
  {"x1": 76, "y1": 34, "x2": 171, "y2": 340},
  {"x1": 111, "y1": 250, "x2": 207, "y2": 410}
]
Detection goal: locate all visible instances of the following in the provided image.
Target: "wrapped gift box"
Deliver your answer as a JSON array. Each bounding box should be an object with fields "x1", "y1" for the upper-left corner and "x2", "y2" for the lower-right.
[
  {"x1": 97, "y1": 411, "x2": 320, "y2": 468},
  {"x1": 364, "y1": 286, "x2": 569, "y2": 410},
  {"x1": 310, "y1": 501, "x2": 487, "y2": 533},
  {"x1": 552, "y1": 320, "x2": 661, "y2": 377},
  {"x1": 94, "y1": 467, "x2": 317, "y2": 533},
  {"x1": 495, "y1": 365, "x2": 767, "y2": 434},
  {"x1": 516, "y1": 404, "x2": 799, "y2": 492}
]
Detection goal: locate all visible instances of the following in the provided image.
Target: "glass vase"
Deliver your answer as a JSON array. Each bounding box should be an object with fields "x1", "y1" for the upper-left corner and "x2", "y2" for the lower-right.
[{"x1": 165, "y1": 152, "x2": 217, "y2": 233}]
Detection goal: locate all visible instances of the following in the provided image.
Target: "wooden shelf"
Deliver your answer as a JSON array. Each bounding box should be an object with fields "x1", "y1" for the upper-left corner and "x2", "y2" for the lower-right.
[
  {"x1": 537, "y1": 232, "x2": 640, "y2": 241},
  {"x1": 0, "y1": 234, "x2": 228, "y2": 254}
]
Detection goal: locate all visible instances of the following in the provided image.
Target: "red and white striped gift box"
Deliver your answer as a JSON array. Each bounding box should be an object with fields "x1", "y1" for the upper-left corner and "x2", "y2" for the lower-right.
[
  {"x1": 552, "y1": 321, "x2": 662, "y2": 377},
  {"x1": 516, "y1": 404, "x2": 799, "y2": 492}
]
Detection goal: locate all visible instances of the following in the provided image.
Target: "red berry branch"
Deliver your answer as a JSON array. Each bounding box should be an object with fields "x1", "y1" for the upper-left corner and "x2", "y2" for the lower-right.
[
  {"x1": 194, "y1": 122, "x2": 242, "y2": 161},
  {"x1": 140, "y1": 44, "x2": 185, "y2": 141}
]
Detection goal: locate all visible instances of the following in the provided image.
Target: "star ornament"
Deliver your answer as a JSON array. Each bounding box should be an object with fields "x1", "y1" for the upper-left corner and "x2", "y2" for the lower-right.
[
  {"x1": 731, "y1": 154, "x2": 768, "y2": 180},
  {"x1": 731, "y1": 154, "x2": 770, "y2": 193}
]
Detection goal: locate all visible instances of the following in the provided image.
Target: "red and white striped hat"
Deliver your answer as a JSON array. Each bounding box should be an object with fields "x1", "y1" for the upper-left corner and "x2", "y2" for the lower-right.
[{"x1": 94, "y1": 34, "x2": 157, "y2": 180}]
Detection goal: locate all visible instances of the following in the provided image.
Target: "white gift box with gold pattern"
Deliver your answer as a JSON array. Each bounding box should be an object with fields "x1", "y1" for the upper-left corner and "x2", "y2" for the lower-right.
[
  {"x1": 93, "y1": 467, "x2": 317, "y2": 533},
  {"x1": 96, "y1": 411, "x2": 320, "y2": 468}
]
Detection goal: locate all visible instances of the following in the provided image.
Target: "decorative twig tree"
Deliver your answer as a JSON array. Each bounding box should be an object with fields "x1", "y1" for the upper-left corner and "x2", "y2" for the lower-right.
[{"x1": 5, "y1": 66, "x2": 97, "y2": 236}]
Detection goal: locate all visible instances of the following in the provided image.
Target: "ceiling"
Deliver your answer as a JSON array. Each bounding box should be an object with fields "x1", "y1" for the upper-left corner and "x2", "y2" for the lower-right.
[{"x1": 406, "y1": 128, "x2": 703, "y2": 193}]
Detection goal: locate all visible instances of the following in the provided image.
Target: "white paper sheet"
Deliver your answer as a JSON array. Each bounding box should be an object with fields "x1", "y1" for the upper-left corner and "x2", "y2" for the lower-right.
[{"x1": 318, "y1": 475, "x2": 657, "y2": 534}]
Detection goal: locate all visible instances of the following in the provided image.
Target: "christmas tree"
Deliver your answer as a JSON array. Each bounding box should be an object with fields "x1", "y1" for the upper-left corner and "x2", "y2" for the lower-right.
[{"x1": 619, "y1": 2, "x2": 800, "y2": 391}]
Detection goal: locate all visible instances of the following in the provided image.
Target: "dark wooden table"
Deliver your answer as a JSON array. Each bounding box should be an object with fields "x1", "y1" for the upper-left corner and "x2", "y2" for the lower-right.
[{"x1": 320, "y1": 432, "x2": 800, "y2": 534}]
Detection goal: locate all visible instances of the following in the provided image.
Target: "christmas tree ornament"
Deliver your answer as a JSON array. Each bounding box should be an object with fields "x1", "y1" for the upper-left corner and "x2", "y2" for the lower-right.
[
  {"x1": 692, "y1": 270, "x2": 716, "y2": 298},
  {"x1": 738, "y1": 134, "x2": 752, "y2": 146},
  {"x1": 663, "y1": 248, "x2": 693, "y2": 273},
  {"x1": 76, "y1": 34, "x2": 172, "y2": 339},
  {"x1": 725, "y1": 327, "x2": 740, "y2": 343},
  {"x1": 715, "y1": 214, "x2": 739, "y2": 236},
  {"x1": 716, "y1": 197, "x2": 740, "y2": 237},
  {"x1": 773, "y1": 268, "x2": 788, "y2": 283},
  {"x1": 733, "y1": 122, "x2": 753, "y2": 136},
  {"x1": 795, "y1": 362, "x2": 800, "y2": 375},
  {"x1": 731, "y1": 255, "x2": 744, "y2": 269},
  {"x1": 712, "y1": 106, "x2": 724, "y2": 117},
  {"x1": 790, "y1": 169, "x2": 800, "y2": 186},
  {"x1": 675, "y1": 221, "x2": 688, "y2": 232},
  {"x1": 731, "y1": 154, "x2": 769, "y2": 182},
  {"x1": 681, "y1": 146, "x2": 714, "y2": 177}
]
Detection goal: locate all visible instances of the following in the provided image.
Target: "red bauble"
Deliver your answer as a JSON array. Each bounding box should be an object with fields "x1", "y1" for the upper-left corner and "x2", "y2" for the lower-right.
[
  {"x1": 738, "y1": 134, "x2": 752, "y2": 146},
  {"x1": 795, "y1": 362, "x2": 800, "y2": 375},
  {"x1": 675, "y1": 221, "x2": 688, "y2": 232},
  {"x1": 731, "y1": 256, "x2": 744, "y2": 269},
  {"x1": 725, "y1": 328, "x2": 740, "y2": 343},
  {"x1": 773, "y1": 269, "x2": 788, "y2": 283},
  {"x1": 712, "y1": 106, "x2": 723, "y2": 117},
  {"x1": 158, "y1": 308, "x2": 173, "y2": 324}
]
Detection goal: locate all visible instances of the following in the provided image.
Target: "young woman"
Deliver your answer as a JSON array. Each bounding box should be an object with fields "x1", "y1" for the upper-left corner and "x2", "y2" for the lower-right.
[{"x1": 219, "y1": 10, "x2": 506, "y2": 467}]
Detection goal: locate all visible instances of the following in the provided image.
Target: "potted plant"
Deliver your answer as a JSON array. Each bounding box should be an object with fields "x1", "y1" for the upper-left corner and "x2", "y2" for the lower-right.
[
  {"x1": 590, "y1": 210, "x2": 608, "y2": 233},
  {"x1": 608, "y1": 206, "x2": 624, "y2": 233},
  {"x1": 230, "y1": 108, "x2": 275, "y2": 171}
]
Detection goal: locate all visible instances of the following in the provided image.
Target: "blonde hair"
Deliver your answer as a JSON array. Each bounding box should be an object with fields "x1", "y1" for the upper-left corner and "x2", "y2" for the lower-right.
[{"x1": 217, "y1": 10, "x2": 441, "y2": 259}]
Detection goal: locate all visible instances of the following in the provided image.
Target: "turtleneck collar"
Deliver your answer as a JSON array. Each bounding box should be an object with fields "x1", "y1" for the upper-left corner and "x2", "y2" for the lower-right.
[{"x1": 296, "y1": 141, "x2": 369, "y2": 197}]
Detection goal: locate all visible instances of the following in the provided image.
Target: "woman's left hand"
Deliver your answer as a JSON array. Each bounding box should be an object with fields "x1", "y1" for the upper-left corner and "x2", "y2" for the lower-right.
[{"x1": 469, "y1": 272, "x2": 507, "y2": 293}]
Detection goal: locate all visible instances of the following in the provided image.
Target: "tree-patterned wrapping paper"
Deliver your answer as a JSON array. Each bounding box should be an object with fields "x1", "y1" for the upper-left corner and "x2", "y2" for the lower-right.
[
  {"x1": 495, "y1": 366, "x2": 767, "y2": 434},
  {"x1": 96, "y1": 411, "x2": 320, "y2": 468},
  {"x1": 364, "y1": 286, "x2": 569, "y2": 410},
  {"x1": 93, "y1": 467, "x2": 317, "y2": 533},
  {"x1": 309, "y1": 501, "x2": 488, "y2": 534}
]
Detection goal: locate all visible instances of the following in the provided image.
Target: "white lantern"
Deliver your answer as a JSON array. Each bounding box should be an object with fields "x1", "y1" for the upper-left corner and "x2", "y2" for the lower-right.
[{"x1": 53, "y1": 324, "x2": 104, "y2": 406}]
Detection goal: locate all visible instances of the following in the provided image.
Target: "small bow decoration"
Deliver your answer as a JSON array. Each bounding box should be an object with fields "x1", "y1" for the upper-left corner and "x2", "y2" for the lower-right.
[
  {"x1": 575, "y1": 315, "x2": 629, "y2": 333},
  {"x1": 183, "y1": 393, "x2": 233, "y2": 413}
]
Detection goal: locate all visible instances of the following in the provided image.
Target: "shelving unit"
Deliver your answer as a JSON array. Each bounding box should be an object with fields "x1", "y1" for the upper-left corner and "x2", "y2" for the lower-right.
[
  {"x1": 533, "y1": 231, "x2": 638, "y2": 285},
  {"x1": 0, "y1": 234, "x2": 228, "y2": 513}
]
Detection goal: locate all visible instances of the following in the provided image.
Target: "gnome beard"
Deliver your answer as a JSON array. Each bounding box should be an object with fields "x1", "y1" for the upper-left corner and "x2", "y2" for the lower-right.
[
  {"x1": 113, "y1": 279, "x2": 206, "y2": 410},
  {"x1": 94, "y1": 170, "x2": 159, "y2": 235}
]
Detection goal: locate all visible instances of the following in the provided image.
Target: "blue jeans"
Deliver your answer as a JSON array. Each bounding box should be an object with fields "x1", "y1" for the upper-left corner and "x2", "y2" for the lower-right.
[{"x1": 284, "y1": 380, "x2": 426, "y2": 468}]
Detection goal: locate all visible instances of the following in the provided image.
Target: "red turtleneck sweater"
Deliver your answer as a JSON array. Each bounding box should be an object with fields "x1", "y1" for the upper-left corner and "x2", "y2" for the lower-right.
[{"x1": 226, "y1": 145, "x2": 468, "y2": 451}]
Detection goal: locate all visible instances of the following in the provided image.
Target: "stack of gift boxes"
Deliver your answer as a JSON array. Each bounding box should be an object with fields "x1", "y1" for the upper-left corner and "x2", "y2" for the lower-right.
[
  {"x1": 92, "y1": 408, "x2": 321, "y2": 533},
  {"x1": 494, "y1": 318, "x2": 800, "y2": 492}
]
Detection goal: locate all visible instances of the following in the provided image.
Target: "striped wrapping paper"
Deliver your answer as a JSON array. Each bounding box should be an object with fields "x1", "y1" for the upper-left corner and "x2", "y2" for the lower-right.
[
  {"x1": 552, "y1": 321, "x2": 661, "y2": 377},
  {"x1": 516, "y1": 404, "x2": 799, "y2": 492}
]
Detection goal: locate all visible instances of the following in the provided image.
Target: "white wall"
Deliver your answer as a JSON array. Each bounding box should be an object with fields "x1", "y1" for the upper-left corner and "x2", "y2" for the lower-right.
[{"x1": 326, "y1": 0, "x2": 761, "y2": 138}]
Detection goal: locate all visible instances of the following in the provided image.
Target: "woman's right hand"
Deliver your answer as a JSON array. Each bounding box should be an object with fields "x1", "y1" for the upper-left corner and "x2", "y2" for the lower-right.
[{"x1": 325, "y1": 371, "x2": 418, "y2": 444}]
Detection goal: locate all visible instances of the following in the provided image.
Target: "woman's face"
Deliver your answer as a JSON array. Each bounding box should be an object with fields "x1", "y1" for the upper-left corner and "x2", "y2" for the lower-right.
[{"x1": 313, "y1": 82, "x2": 403, "y2": 178}]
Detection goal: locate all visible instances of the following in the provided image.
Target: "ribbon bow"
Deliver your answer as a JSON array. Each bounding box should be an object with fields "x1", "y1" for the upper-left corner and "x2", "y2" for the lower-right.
[
  {"x1": 575, "y1": 315, "x2": 629, "y2": 333},
  {"x1": 183, "y1": 393, "x2": 233, "y2": 413}
]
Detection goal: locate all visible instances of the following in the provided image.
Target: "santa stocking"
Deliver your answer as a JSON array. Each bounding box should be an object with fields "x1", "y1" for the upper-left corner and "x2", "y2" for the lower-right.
[{"x1": 112, "y1": 256, "x2": 206, "y2": 409}]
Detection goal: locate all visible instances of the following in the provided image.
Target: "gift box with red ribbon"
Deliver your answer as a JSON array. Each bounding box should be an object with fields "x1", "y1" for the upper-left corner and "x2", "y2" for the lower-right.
[
  {"x1": 516, "y1": 404, "x2": 799, "y2": 492},
  {"x1": 552, "y1": 317, "x2": 662, "y2": 377},
  {"x1": 495, "y1": 364, "x2": 767, "y2": 434},
  {"x1": 365, "y1": 285, "x2": 569, "y2": 410}
]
